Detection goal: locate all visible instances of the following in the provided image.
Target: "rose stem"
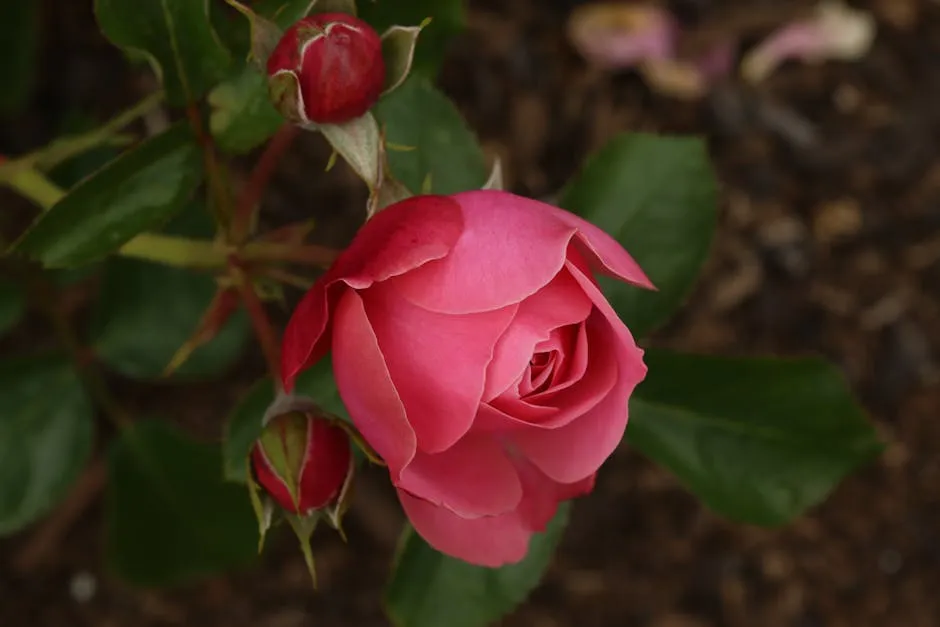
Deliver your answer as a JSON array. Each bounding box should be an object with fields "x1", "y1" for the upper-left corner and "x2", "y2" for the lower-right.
[
  {"x1": 229, "y1": 257, "x2": 283, "y2": 389},
  {"x1": 232, "y1": 123, "x2": 300, "y2": 244}
]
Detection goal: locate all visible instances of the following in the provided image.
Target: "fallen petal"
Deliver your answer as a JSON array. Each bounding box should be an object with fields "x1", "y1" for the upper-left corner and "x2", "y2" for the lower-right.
[
  {"x1": 568, "y1": 3, "x2": 676, "y2": 69},
  {"x1": 741, "y1": 0, "x2": 876, "y2": 83}
]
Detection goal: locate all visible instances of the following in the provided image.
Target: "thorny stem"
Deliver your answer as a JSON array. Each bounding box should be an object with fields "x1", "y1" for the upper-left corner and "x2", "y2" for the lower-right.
[
  {"x1": 232, "y1": 124, "x2": 299, "y2": 243},
  {"x1": 185, "y1": 103, "x2": 236, "y2": 234},
  {"x1": 229, "y1": 257, "x2": 283, "y2": 390}
]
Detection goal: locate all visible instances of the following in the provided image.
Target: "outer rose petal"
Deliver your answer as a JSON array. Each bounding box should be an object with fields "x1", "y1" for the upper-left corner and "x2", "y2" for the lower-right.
[
  {"x1": 332, "y1": 290, "x2": 416, "y2": 477},
  {"x1": 281, "y1": 195, "x2": 463, "y2": 388},
  {"x1": 543, "y1": 201, "x2": 655, "y2": 290},
  {"x1": 398, "y1": 456, "x2": 594, "y2": 566},
  {"x1": 484, "y1": 268, "x2": 594, "y2": 400},
  {"x1": 363, "y1": 283, "x2": 516, "y2": 453},
  {"x1": 513, "y1": 458, "x2": 595, "y2": 531},
  {"x1": 398, "y1": 490, "x2": 531, "y2": 567},
  {"x1": 389, "y1": 191, "x2": 579, "y2": 314},
  {"x1": 396, "y1": 435, "x2": 522, "y2": 517}
]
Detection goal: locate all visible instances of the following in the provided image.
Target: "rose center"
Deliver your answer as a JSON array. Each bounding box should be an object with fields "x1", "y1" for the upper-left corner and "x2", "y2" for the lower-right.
[{"x1": 525, "y1": 350, "x2": 558, "y2": 395}]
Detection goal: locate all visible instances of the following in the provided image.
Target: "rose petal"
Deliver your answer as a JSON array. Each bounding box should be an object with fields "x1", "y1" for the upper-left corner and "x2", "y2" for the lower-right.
[
  {"x1": 489, "y1": 310, "x2": 618, "y2": 429},
  {"x1": 398, "y1": 489, "x2": 532, "y2": 567},
  {"x1": 565, "y1": 256, "x2": 645, "y2": 353},
  {"x1": 519, "y1": 349, "x2": 556, "y2": 396},
  {"x1": 484, "y1": 268, "x2": 594, "y2": 400},
  {"x1": 548, "y1": 206, "x2": 655, "y2": 289},
  {"x1": 389, "y1": 191, "x2": 578, "y2": 314},
  {"x1": 513, "y1": 458, "x2": 594, "y2": 531},
  {"x1": 545, "y1": 322, "x2": 590, "y2": 393},
  {"x1": 512, "y1": 370, "x2": 630, "y2": 484},
  {"x1": 398, "y1": 456, "x2": 593, "y2": 565},
  {"x1": 337, "y1": 194, "x2": 464, "y2": 287},
  {"x1": 363, "y1": 283, "x2": 516, "y2": 454},
  {"x1": 280, "y1": 195, "x2": 463, "y2": 388},
  {"x1": 567, "y1": 3, "x2": 677, "y2": 69},
  {"x1": 331, "y1": 290, "x2": 416, "y2": 477},
  {"x1": 281, "y1": 281, "x2": 333, "y2": 390},
  {"x1": 397, "y1": 435, "x2": 522, "y2": 517},
  {"x1": 512, "y1": 262, "x2": 647, "y2": 483}
]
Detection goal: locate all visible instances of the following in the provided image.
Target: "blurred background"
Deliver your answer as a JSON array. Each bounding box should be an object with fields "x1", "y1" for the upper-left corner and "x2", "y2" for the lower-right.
[{"x1": 1, "y1": 0, "x2": 939, "y2": 625}]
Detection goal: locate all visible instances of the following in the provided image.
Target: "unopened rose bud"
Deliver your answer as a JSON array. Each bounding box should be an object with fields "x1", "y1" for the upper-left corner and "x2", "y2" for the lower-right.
[
  {"x1": 250, "y1": 410, "x2": 353, "y2": 517},
  {"x1": 266, "y1": 13, "x2": 385, "y2": 125}
]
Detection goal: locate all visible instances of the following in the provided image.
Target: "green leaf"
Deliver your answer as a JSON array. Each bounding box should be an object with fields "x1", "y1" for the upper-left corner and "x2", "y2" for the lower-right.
[
  {"x1": 628, "y1": 349, "x2": 883, "y2": 526},
  {"x1": 214, "y1": 0, "x2": 319, "y2": 61},
  {"x1": 0, "y1": 280, "x2": 26, "y2": 337},
  {"x1": 374, "y1": 76, "x2": 486, "y2": 195},
  {"x1": 13, "y1": 122, "x2": 203, "y2": 268},
  {"x1": 89, "y1": 209, "x2": 249, "y2": 380},
  {"x1": 209, "y1": 69, "x2": 285, "y2": 154},
  {"x1": 0, "y1": 2, "x2": 40, "y2": 114},
  {"x1": 106, "y1": 419, "x2": 258, "y2": 586},
  {"x1": 223, "y1": 356, "x2": 347, "y2": 482},
  {"x1": 94, "y1": 0, "x2": 232, "y2": 104},
  {"x1": 560, "y1": 133, "x2": 718, "y2": 338},
  {"x1": 0, "y1": 355, "x2": 94, "y2": 535},
  {"x1": 386, "y1": 504, "x2": 569, "y2": 627},
  {"x1": 359, "y1": 0, "x2": 463, "y2": 77}
]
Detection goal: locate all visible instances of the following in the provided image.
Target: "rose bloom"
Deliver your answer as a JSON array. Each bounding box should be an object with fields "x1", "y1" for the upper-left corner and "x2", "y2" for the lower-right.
[{"x1": 281, "y1": 190, "x2": 653, "y2": 566}]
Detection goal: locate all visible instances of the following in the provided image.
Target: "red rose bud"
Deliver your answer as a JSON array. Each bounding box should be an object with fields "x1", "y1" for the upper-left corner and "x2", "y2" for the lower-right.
[
  {"x1": 266, "y1": 13, "x2": 385, "y2": 125},
  {"x1": 250, "y1": 410, "x2": 353, "y2": 516}
]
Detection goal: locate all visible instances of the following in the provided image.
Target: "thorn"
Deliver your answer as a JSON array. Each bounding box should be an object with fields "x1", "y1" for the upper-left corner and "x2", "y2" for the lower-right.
[
  {"x1": 325, "y1": 150, "x2": 338, "y2": 172},
  {"x1": 162, "y1": 287, "x2": 240, "y2": 377}
]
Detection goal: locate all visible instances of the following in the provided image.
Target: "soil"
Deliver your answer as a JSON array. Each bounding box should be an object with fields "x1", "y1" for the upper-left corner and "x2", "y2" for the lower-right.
[{"x1": 2, "y1": 0, "x2": 940, "y2": 626}]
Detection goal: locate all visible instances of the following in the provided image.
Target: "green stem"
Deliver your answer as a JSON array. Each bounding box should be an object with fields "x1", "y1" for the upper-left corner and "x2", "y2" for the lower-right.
[
  {"x1": 117, "y1": 233, "x2": 229, "y2": 269},
  {"x1": 27, "y1": 91, "x2": 166, "y2": 171},
  {"x1": 6, "y1": 167, "x2": 66, "y2": 208}
]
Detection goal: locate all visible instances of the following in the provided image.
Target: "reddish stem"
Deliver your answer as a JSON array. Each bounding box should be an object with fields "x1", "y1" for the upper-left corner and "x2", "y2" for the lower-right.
[
  {"x1": 233, "y1": 124, "x2": 300, "y2": 243},
  {"x1": 229, "y1": 257, "x2": 283, "y2": 388},
  {"x1": 186, "y1": 103, "x2": 235, "y2": 231}
]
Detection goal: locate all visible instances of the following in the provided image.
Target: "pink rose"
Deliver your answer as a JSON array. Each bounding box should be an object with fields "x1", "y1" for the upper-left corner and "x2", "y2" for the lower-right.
[{"x1": 281, "y1": 190, "x2": 653, "y2": 566}]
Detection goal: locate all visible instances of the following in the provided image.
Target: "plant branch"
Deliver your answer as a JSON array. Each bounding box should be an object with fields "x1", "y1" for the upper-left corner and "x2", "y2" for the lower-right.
[
  {"x1": 232, "y1": 124, "x2": 299, "y2": 243},
  {"x1": 229, "y1": 257, "x2": 283, "y2": 388},
  {"x1": 4, "y1": 166, "x2": 66, "y2": 208},
  {"x1": 28, "y1": 91, "x2": 166, "y2": 171},
  {"x1": 117, "y1": 233, "x2": 229, "y2": 269},
  {"x1": 185, "y1": 103, "x2": 236, "y2": 234}
]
